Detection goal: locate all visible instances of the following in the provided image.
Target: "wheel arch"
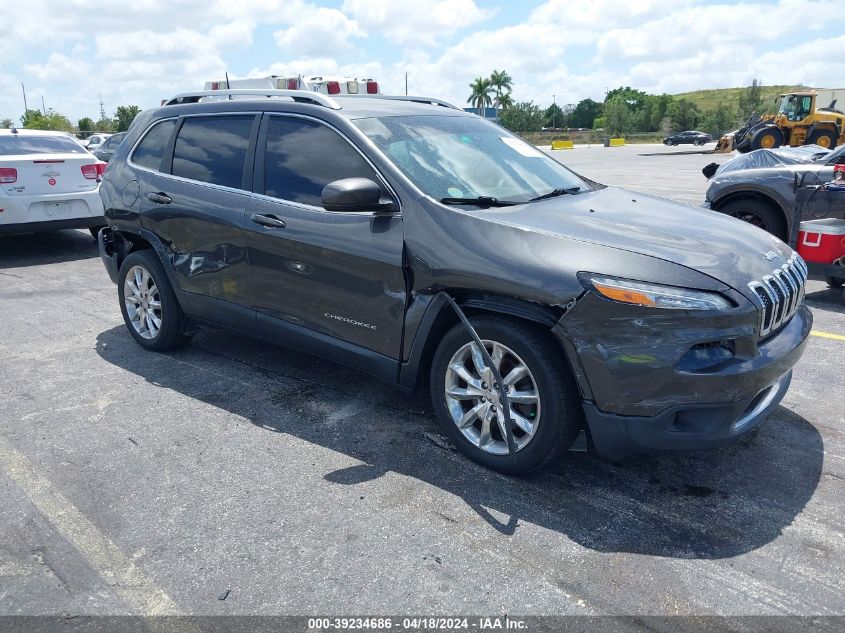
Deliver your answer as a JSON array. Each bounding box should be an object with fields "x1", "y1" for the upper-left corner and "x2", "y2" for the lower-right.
[
  {"x1": 712, "y1": 189, "x2": 789, "y2": 223},
  {"x1": 111, "y1": 228, "x2": 186, "y2": 310},
  {"x1": 398, "y1": 291, "x2": 570, "y2": 391}
]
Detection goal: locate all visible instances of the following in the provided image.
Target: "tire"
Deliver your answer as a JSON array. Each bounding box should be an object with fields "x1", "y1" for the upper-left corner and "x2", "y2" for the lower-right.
[
  {"x1": 429, "y1": 315, "x2": 582, "y2": 475},
  {"x1": 718, "y1": 197, "x2": 787, "y2": 241},
  {"x1": 827, "y1": 277, "x2": 844, "y2": 288},
  {"x1": 807, "y1": 128, "x2": 837, "y2": 150},
  {"x1": 117, "y1": 250, "x2": 185, "y2": 351},
  {"x1": 750, "y1": 126, "x2": 784, "y2": 150}
]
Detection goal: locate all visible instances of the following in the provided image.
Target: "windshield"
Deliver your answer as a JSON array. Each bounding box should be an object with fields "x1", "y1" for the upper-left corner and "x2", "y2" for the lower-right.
[
  {"x1": 354, "y1": 115, "x2": 589, "y2": 204},
  {"x1": 823, "y1": 144, "x2": 845, "y2": 164},
  {"x1": 0, "y1": 134, "x2": 87, "y2": 156},
  {"x1": 778, "y1": 95, "x2": 812, "y2": 122}
]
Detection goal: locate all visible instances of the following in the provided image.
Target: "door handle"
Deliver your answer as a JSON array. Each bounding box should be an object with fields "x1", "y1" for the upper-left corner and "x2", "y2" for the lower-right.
[
  {"x1": 146, "y1": 192, "x2": 172, "y2": 204},
  {"x1": 250, "y1": 213, "x2": 286, "y2": 229}
]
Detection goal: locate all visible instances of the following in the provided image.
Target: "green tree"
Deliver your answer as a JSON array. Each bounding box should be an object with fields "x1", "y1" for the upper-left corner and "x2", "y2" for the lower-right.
[
  {"x1": 605, "y1": 86, "x2": 649, "y2": 111},
  {"x1": 668, "y1": 99, "x2": 700, "y2": 131},
  {"x1": 544, "y1": 103, "x2": 564, "y2": 129},
  {"x1": 467, "y1": 77, "x2": 493, "y2": 116},
  {"x1": 21, "y1": 108, "x2": 72, "y2": 130},
  {"x1": 738, "y1": 79, "x2": 763, "y2": 119},
  {"x1": 701, "y1": 102, "x2": 736, "y2": 137},
  {"x1": 0, "y1": 118, "x2": 13, "y2": 128},
  {"x1": 571, "y1": 98, "x2": 602, "y2": 129},
  {"x1": 498, "y1": 92, "x2": 514, "y2": 110},
  {"x1": 78, "y1": 117, "x2": 94, "y2": 137},
  {"x1": 488, "y1": 69, "x2": 513, "y2": 110},
  {"x1": 604, "y1": 95, "x2": 631, "y2": 135},
  {"x1": 114, "y1": 105, "x2": 141, "y2": 132},
  {"x1": 95, "y1": 116, "x2": 115, "y2": 133},
  {"x1": 498, "y1": 101, "x2": 545, "y2": 134}
]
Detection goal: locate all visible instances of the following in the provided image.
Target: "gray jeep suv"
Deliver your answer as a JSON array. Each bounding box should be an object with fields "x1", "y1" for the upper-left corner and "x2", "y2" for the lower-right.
[{"x1": 97, "y1": 89, "x2": 811, "y2": 474}]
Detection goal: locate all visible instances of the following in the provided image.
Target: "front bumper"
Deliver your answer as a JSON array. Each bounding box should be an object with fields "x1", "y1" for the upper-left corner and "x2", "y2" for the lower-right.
[
  {"x1": 583, "y1": 370, "x2": 792, "y2": 460},
  {"x1": 557, "y1": 294, "x2": 812, "y2": 459}
]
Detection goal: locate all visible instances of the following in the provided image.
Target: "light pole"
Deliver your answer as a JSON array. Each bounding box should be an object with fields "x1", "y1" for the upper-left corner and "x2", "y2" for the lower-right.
[
  {"x1": 552, "y1": 94, "x2": 556, "y2": 129},
  {"x1": 405, "y1": 72, "x2": 408, "y2": 96}
]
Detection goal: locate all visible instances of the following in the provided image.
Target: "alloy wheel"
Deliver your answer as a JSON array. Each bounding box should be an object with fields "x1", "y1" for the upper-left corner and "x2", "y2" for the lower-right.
[
  {"x1": 443, "y1": 340, "x2": 541, "y2": 455},
  {"x1": 123, "y1": 265, "x2": 162, "y2": 340}
]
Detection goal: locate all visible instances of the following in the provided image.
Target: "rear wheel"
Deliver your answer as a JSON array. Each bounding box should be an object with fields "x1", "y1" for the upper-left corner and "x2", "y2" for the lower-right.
[
  {"x1": 429, "y1": 315, "x2": 582, "y2": 474},
  {"x1": 750, "y1": 126, "x2": 784, "y2": 150},
  {"x1": 718, "y1": 198, "x2": 787, "y2": 241},
  {"x1": 117, "y1": 250, "x2": 185, "y2": 351},
  {"x1": 807, "y1": 129, "x2": 837, "y2": 150}
]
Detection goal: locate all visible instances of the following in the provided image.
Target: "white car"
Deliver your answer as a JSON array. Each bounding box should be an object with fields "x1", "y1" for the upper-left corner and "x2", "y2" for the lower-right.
[
  {"x1": 0, "y1": 129, "x2": 106, "y2": 236},
  {"x1": 85, "y1": 133, "x2": 112, "y2": 150}
]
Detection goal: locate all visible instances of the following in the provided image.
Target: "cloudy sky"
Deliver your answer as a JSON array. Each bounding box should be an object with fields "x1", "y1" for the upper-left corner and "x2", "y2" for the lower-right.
[{"x1": 1, "y1": 0, "x2": 841, "y2": 124}]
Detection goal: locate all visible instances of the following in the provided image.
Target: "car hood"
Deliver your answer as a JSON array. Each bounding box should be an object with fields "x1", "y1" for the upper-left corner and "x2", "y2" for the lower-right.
[{"x1": 468, "y1": 186, "x2": 792, "y2": 291}]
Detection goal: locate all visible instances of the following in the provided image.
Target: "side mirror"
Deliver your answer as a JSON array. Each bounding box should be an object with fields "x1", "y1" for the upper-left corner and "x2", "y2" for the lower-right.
[{"x1": 321, "y1": 178, "x2": 395, "y2": 212}]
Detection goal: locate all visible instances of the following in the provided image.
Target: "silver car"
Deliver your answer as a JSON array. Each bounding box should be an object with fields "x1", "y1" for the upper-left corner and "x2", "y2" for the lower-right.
[{"x1": 704, "y1": 144, "x2": 845, "y2": 240}]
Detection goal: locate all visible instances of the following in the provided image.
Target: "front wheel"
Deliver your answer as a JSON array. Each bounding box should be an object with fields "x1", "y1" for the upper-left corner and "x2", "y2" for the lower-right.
[
  {"x1": 429, "y1": 315, "x2": 582, "y2": 474},
  {"x1": 718, "y1": 198, "x2": 787, "y2": 241},
  {"x1": 117, "y1": 250, "x2": 185, "y2": 351}
]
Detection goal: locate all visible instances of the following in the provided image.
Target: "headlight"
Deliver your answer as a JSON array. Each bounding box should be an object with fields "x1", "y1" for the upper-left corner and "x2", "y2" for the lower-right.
[{"x1": 584, "y1": 275, "x2": 732, "y2": 310}]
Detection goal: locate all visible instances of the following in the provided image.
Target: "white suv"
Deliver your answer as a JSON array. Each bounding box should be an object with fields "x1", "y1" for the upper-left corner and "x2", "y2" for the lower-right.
[{"x1": 0, "y1": 129, "x2": 106, "y2": 236}]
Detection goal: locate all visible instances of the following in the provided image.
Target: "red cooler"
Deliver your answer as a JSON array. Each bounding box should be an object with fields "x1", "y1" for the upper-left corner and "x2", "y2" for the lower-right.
[{"x1": 797, "y1": 218, "x2": 845, "y2": 264}]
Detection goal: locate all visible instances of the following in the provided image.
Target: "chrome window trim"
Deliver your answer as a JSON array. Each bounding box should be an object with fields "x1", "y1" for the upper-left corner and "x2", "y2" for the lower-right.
[{"x1": 127, "y1": 113, "x2": 261, "y2": 185}]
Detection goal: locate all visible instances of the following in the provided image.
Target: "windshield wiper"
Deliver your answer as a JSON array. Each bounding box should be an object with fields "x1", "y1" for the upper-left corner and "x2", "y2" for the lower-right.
[
  {"x1": 439, "y1": 196, "x2": 521, "y2": 207},
  {"x1": 528, "y1": 187, "x2": 581, "y2": 202}
]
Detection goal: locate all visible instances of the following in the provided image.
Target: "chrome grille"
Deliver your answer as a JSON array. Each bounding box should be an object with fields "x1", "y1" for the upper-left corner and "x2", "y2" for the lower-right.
[{"x1": 748, "y1": 253, "x2": 807, "y2": 339}]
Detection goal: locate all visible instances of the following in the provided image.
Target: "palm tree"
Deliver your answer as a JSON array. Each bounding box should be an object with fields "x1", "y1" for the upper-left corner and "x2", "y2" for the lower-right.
[
  {"x1": 467, "y1": 77, "x2": 493, "y2": 117},
  {"x1": 497, "y1": 92, "x2": 514, "y2": 110},
  {"x1": 489, "y1": 69, "x2": 513, "y2": 109}
]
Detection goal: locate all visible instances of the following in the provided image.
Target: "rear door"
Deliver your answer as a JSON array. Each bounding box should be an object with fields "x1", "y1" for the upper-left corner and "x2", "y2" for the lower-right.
[
  {"x1": 244, "y1": 114, "x2": 406, "y2": 360},
  {"x1": 136, "y1": 113, "x2": 259, "y2": 329}
]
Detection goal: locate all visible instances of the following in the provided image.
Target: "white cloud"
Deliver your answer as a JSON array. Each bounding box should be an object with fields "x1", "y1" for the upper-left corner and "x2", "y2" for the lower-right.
[
  {"x1": 273, "y1": 7, "x2": 365, "y2": 57},
  {"x1": 0, "y1": 0, "x2": 838, "y2": 125},
  {"x1": 342, "y1": 0, "x2": 494, "y2": 46}
]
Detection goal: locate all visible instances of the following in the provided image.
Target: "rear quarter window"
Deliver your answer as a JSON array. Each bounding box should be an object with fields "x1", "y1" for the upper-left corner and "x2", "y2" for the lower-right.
[{"x1": 131, "y1": 120, "x2": 176, "y2": 171}]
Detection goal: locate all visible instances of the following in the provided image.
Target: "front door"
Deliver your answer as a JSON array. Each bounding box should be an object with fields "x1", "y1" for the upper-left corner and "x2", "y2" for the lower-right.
[{"x1": 244, "y1": 114, "x2": 406, "y2": 361}]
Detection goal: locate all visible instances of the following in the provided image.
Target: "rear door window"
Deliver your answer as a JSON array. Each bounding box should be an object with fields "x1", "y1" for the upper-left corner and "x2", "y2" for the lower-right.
[
  {"x1": 263, "y1": 116, "x2": 380, "y2": 206},
  {"x1": 171, "y1": 115, "x2": 254, "y2": 189},
  {"x1": 131, "y1": 120, "x2": 176, "y2": 171}
]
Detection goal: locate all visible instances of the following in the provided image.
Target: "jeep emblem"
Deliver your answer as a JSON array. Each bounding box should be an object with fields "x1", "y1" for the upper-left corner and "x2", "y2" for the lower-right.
[{"x1": 763, "y1": 250, "x2": 780, "y2": 261}]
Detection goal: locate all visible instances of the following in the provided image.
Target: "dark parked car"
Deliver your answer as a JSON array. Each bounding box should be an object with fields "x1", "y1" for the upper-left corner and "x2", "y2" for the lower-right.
[
  {"x1": 97, "y1": 90, "x2": 811, "y2": 474},
  {"x1": 92, "y1": 132, "x2": 126, "y2": 162},
  {"x1": 664, "y1": 130, "x2": 712, "y2": 146},
  {"x1": 705, "y1": 143, "x2": 845, "y2": 240}
]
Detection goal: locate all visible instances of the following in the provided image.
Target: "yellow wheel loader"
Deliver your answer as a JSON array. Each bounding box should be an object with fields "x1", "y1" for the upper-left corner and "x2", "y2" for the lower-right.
[{"x1": 716, "y1": 89, "x2": 844, "y2": 153}]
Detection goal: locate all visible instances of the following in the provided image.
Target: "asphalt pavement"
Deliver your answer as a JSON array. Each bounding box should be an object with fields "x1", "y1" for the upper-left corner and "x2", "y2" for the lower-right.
[{"x1": 0, "y1": 144, "x2": 843, "y2": 624}]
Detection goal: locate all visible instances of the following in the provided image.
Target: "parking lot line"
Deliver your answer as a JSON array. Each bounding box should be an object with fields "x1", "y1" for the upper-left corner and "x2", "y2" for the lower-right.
[
  {"x1": 811, "y1": 330, "x2": 845, "y2": 342},
  {"x1": 0, "y1": 435, "x2": 181, "y2": 616}
]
